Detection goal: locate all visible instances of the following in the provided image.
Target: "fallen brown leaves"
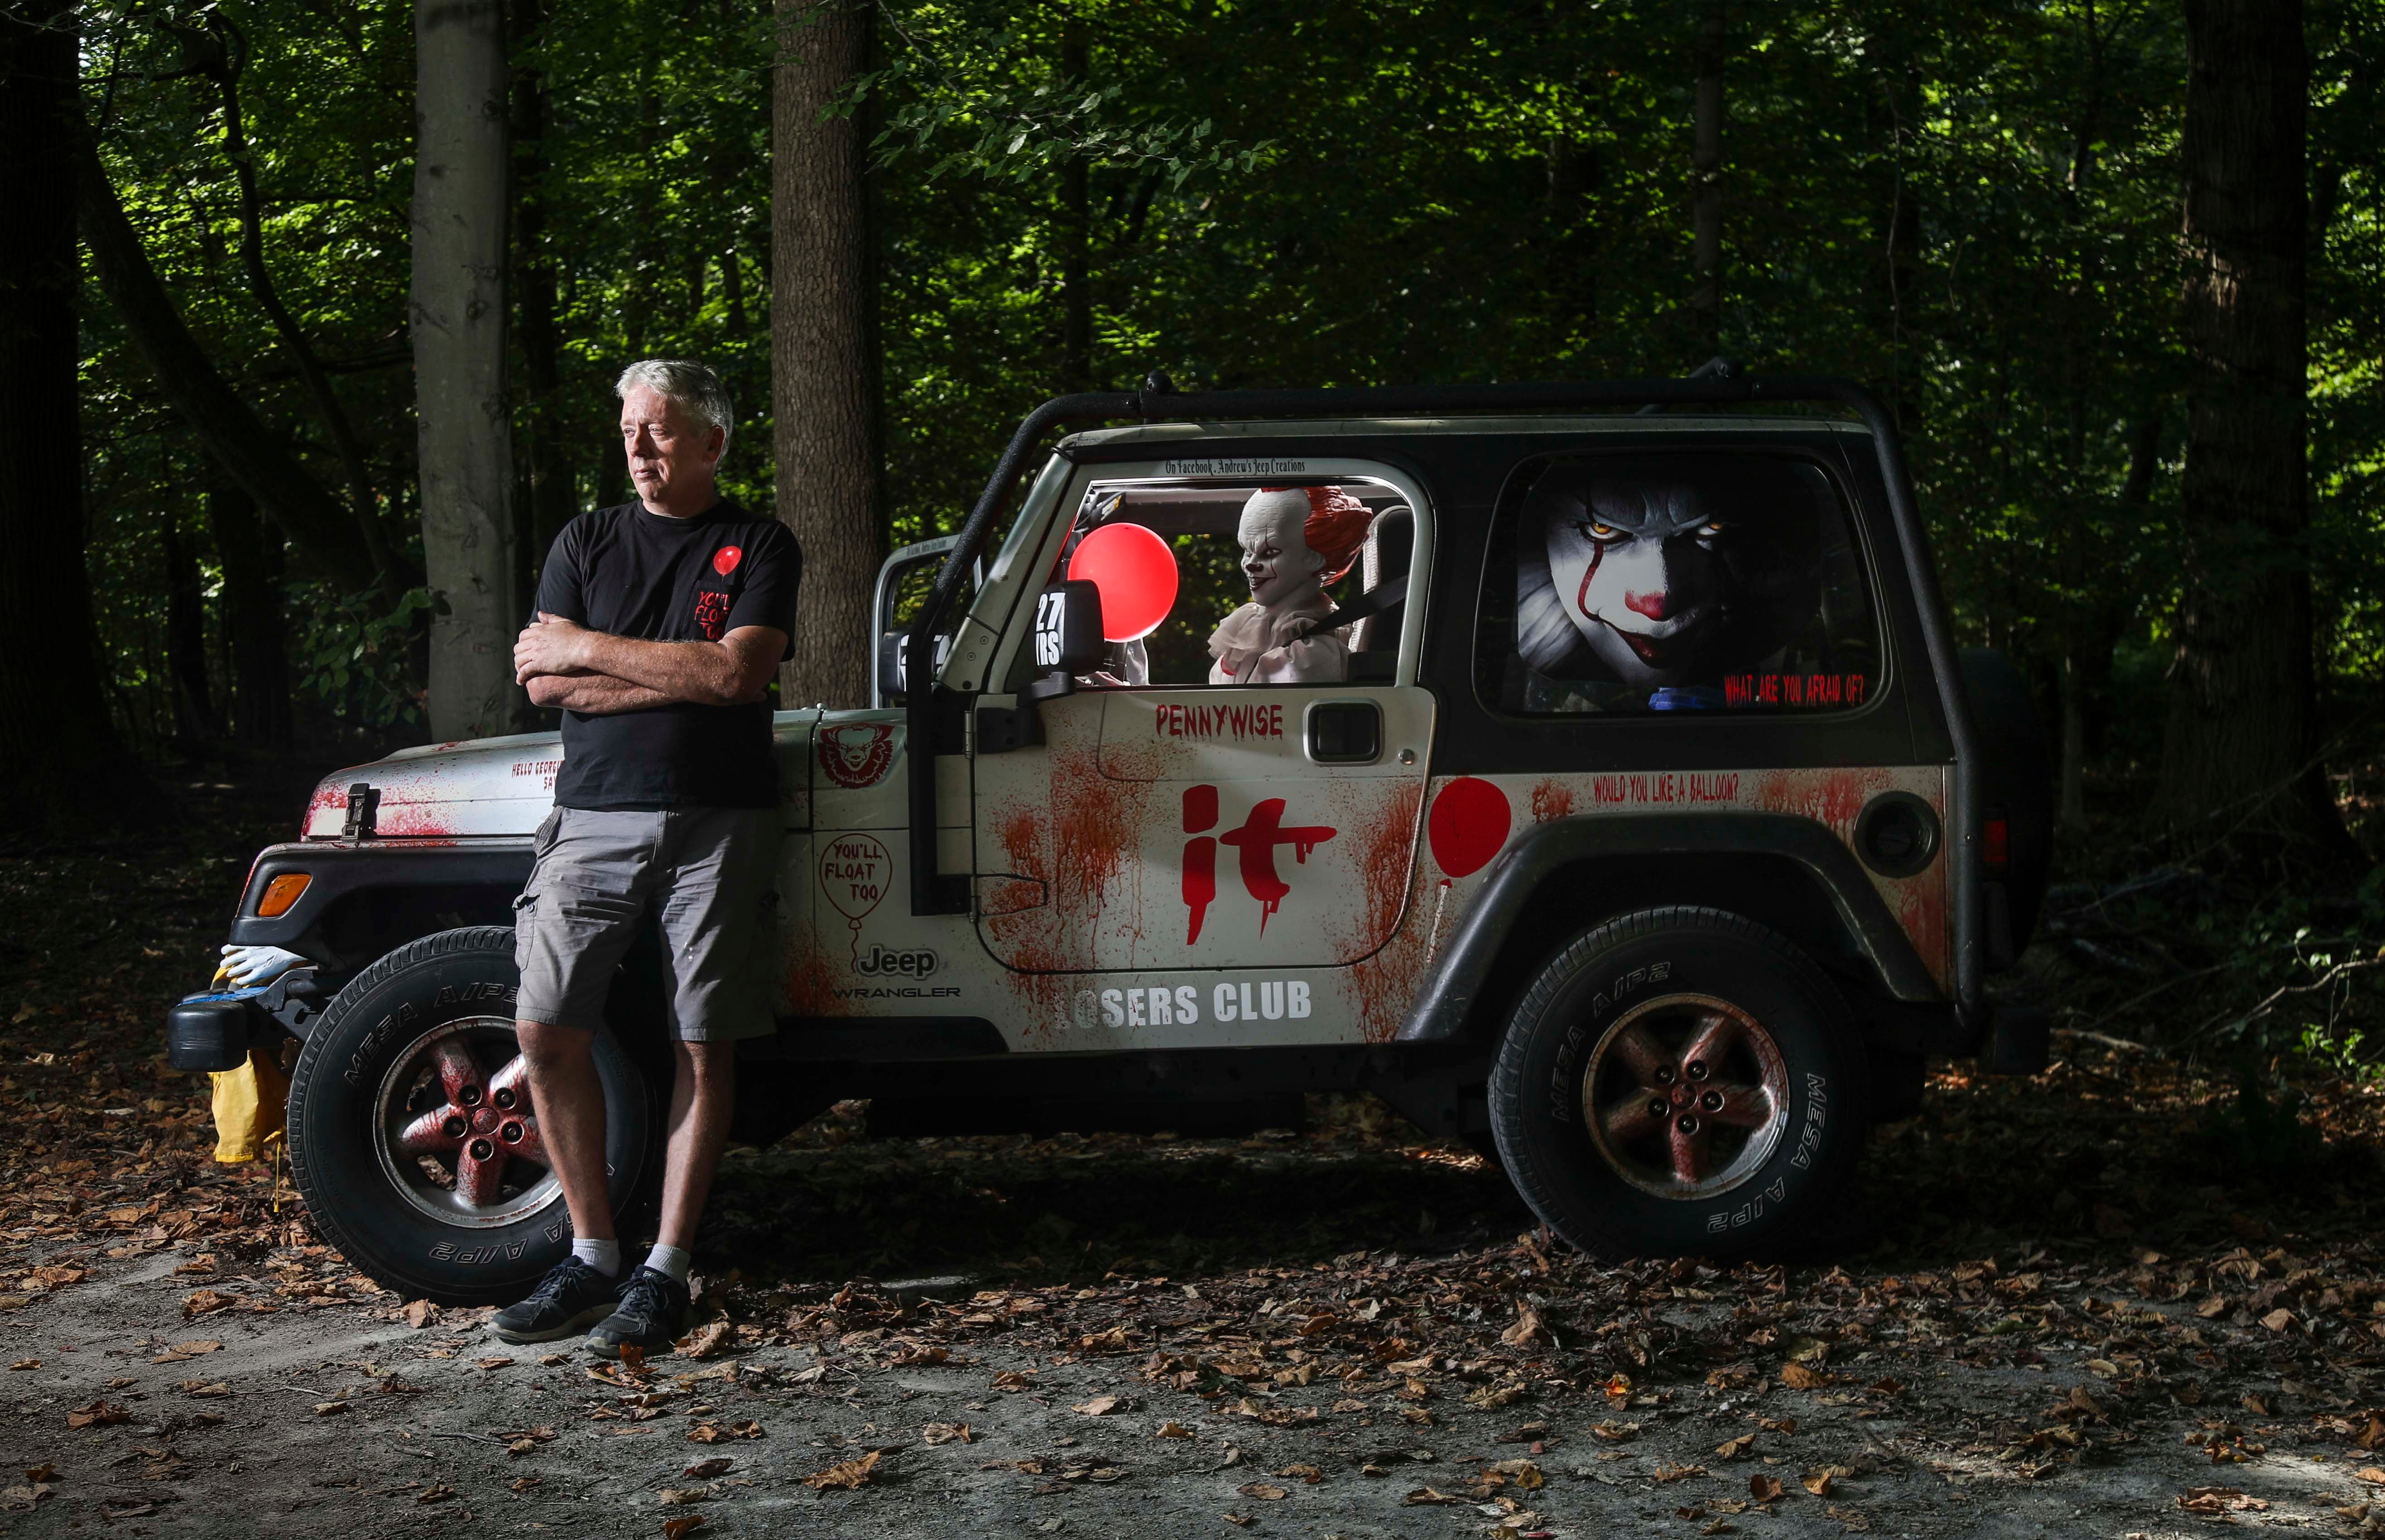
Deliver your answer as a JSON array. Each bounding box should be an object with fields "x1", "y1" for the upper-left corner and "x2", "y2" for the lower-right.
[
  {"x1": 685, "y1": 1420, "x2": 763, "y2": 1444},
  {"x1": 803, "y1": 1449, "x2": 881, "y2": 1490},
  {"x1": 2178, "y1": 1487, "x2": 2270, "y2": 1515}
]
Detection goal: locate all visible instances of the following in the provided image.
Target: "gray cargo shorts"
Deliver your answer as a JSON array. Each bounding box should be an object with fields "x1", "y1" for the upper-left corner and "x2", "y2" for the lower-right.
[{"x1": 513, "y1": 806, "x2": 780, "y2": 1042}]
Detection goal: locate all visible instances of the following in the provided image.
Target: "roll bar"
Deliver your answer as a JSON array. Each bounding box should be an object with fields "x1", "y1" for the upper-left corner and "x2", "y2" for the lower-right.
[{"x1": 900, "y1": 371, "x2": 1984, "y2": 1022}]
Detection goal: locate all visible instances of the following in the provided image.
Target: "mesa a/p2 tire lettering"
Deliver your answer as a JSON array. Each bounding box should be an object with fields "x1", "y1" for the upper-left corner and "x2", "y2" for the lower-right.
[
  {"x1": 1707, "y1": 1073, "x2": 1827, "y2": 1233},
  {"x1": 1490, "y1": 907, "x2": 1870, "y2": 1262},
  {"x1": 431, "y1": 1241, "x2": 531, "y2": 1264},
  {"x1": 1545, "y1": 959, "x2": 1673, "y2": 1124}
]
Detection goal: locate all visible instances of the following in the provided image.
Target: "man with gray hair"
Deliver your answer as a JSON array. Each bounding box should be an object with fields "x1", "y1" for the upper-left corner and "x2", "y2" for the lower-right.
[{"x1": 496, "y1": 358, "x2": 799, "y2": 1356}]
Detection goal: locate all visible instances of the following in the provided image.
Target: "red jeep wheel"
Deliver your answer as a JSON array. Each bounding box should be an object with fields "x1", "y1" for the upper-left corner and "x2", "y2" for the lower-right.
[
  {"x1": 1488, "y1": 907, "x2": 1870, "y2": 1261},
  {"x1": 288, "y1": 927, "x2": 658, "y2": 1305}
]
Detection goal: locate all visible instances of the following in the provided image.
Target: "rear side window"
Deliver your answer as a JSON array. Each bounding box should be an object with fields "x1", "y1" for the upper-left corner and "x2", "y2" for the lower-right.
[{"x1": 1476, "y1": 452, "x2": 1880, "y2": 716}]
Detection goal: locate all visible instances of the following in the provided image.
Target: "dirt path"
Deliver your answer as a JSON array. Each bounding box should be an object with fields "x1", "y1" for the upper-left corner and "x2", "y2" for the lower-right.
[
  {"x1": 4, "y1": 792, "x2": 2384, "y2": 1536},
  {"x1": 5, "y1": 1105, "x2": 2384, "y2": 1539}
]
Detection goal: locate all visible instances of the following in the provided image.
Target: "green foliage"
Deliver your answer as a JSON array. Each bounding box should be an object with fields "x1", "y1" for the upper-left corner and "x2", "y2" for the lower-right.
[
  {"x1": 852, "y1": 10, "x2": 1268, "y2": 188},
  {"x1": 292, "y1": 586, "x2": 432, "y2": 729},
  {"x1": 62, "y1": 0, "x2": 2385, "y2": 788},
  {"x1": 2298, "y1": 1023, "x2": 2385, "y2": 1089}
]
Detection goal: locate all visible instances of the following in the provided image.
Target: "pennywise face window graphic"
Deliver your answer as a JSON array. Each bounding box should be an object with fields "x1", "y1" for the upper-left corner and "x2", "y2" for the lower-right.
[{"x1": 1484, "y1": 454, "x2": 1880, "y2": 715}]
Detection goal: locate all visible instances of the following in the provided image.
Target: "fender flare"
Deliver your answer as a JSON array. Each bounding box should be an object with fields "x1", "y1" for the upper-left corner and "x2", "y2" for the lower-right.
[
  {"x1": 1394, "y1": 812, "x2": 1941, "y2": 1043},
  {"x1": 229, "y1": 840, "x2": 535, "y2": 950}
]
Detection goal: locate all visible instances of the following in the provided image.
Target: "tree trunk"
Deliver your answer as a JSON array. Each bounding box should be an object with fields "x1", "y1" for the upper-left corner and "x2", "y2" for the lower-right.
[
  {"x1": 2157, "y1": 0, "x2": 2343, "y2": 850},
  {"x1": 414, "y1": 0, "x2": 520, "y2": 741},
  {"x1": 75, "y1": 136, "x2": 385, "y2": 591},
  {"x1": 1058, "y1": 11, "x2": 1092, "y2": 392},
  {"x1": 772, "y1": 0, "x2": 880, "y2": 708},
  {"x1": 163, "y1": 515, "x2": 221, "y2": 750},
  {"x1": 2059, "y1": 417, "x2": 2159, "y2": 830},
  {"x1": 207, "y1": 471, "x2": 293, "y2": 748},
  {"x1": 1689, "y1": 0, "x2": 1725, "y2": 358},
  {"x1": 0, "y1": 6, "x2": 147, "y2": 830}
]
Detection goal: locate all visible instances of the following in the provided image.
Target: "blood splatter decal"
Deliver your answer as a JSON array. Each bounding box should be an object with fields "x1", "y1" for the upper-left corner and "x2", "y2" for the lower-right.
[
  {"x1": 1330, "y1": 781, "x2": 1429, "y2": 1044},
  {"x1": 1529, "y1": 777, "x2": 1576, "y2": 823}
]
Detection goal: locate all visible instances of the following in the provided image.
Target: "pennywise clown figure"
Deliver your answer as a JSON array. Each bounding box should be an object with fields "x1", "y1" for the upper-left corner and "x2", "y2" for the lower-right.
[
  {"x1": 1208, "y1": 487, "x2": 1375, "y2": 685},
  {"x1": 1515, "y1": 459, "x2": 1822, "y2": 700}
]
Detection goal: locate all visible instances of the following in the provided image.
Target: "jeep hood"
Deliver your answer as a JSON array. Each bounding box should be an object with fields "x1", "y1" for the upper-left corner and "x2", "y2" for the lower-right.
[{"x1": 300, "y1": 711, "x2": 823, "y2": 839}]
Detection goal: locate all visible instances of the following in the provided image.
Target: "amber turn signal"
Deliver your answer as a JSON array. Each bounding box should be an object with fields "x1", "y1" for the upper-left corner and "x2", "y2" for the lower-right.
[{"x1": 256, "y1": 873, "x2": 311, "y2": 918}]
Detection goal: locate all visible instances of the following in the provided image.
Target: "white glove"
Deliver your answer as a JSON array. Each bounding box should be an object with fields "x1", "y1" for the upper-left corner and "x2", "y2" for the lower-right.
[{"x1": 215, "y1": 944, "x2": 310, "y2": 989}]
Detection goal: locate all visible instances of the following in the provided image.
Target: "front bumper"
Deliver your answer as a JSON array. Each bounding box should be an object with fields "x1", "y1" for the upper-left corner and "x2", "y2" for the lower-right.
[{"x1": 164, "y1": 968, "x2": 330, "y2": 1071}]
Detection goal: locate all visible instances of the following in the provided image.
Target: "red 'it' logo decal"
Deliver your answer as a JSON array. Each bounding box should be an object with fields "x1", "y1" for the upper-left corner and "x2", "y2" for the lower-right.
[
  {"x1": 712, "y1": 545, "x2": 742, "y2": 576},
  {"x1": 1180, "y1": 786, "x2": 1336, "y2": 942}
]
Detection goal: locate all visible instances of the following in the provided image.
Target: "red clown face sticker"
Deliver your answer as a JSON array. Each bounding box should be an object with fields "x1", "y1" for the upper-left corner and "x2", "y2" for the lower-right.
[
  {"x1": 818, "y1": 723, "x2": 897, "y2": 789},
  {"x1": 712, "y1": 545, "x2": 743, "y2": 577}
]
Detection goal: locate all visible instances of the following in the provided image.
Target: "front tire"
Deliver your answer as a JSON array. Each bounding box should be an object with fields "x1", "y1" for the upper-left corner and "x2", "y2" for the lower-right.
[
  {"x1": 1488, "y1": 907, "x2": 1870, "y2": 1261},
  {"x1": 288, "y1": 926, "x2": 657, "y2": 1305}
]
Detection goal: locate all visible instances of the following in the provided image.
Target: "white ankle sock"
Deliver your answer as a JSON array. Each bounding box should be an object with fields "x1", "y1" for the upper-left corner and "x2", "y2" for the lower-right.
[
  {"x1": 572, "y1": 1238, "x2": 622, "y2": 1278},
  {"x1": 644, "y1": 1244, "x2": 692, "y2": 1284}
]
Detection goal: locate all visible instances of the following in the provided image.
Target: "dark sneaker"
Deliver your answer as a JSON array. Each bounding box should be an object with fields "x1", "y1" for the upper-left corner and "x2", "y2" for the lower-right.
[
  {"x1": 587, "y1": 1265, "x2": 690, "y2": 1359},
  {"x1": 490, "y1": 1257, "x2": 620, "y2": 1344}
]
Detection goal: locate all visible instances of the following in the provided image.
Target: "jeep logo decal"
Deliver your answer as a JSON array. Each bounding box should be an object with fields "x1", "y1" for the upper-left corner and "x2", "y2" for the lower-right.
[{"x1": 854, "y1": 942, "x2": 939, "y2": 978}]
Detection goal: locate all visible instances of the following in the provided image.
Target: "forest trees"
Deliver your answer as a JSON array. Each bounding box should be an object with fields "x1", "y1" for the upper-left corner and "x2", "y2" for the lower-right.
[
  {"x1": 2157, "y1": 0, "x2": 2343, "y2": 849},
  {"x1": 43, "y1": 0, "x2": 2385, "y2": 859},
  {"x1": 1, "y1": 3, "x2": 141, "y2": 826},
  {"x1": 413, "y1": 0, "x2": 519, "y2": 740},
  {"x1": 771, "y1": 0, "x2": 880, "y2": 711}
]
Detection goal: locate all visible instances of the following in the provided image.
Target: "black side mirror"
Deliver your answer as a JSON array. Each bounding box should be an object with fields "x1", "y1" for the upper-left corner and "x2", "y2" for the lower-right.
[
  {"x1": 978, "y1": 581, "x2": 1112, "y2": 755},
  {"x1": 876, "y1": 631, "x2": 950, "y2": 702},
  {"x1": 1032, "y1": 580, "x2": 1107, "y2": 676}
]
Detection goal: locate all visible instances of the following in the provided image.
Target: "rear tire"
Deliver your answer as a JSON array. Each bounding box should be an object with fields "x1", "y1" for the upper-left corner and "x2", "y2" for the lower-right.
[
  {"x1": 1488, "y1": 907, "x2": 1869, "y2": 1261},
  {"x1": 288, "y1": 926, "x2": 659, "y2": 1305}
]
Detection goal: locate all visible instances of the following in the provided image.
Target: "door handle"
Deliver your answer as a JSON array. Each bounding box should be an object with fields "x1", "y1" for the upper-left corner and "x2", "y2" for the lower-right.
[{"x1": 1306, "y1": 700, "x2": 1382, "y2": 765}]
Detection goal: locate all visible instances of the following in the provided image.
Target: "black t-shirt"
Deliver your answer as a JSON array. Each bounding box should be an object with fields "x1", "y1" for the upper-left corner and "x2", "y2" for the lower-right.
[{"x1": 534, "y1": 499, "x2": 801, "y2": 810}]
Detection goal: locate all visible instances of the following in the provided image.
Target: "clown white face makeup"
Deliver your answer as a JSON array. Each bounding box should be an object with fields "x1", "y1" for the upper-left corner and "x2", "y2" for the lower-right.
[
  {"x1": 1545, "y1": 487, "x2": 1728, "y2": 685},
  {"x1": 1236, "y1": 489, "x2": 1328, "y2": 611}
]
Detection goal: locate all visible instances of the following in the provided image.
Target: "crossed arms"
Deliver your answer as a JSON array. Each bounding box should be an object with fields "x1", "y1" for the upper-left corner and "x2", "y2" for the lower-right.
[{"x1": 515, "y1": 614, "x2": 788, "y2": 715}]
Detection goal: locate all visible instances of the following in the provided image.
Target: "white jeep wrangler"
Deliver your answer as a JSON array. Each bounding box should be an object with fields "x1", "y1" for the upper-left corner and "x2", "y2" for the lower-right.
[{"x1": 167, "y1": 371, "x2": 2051, "y2": 1304}]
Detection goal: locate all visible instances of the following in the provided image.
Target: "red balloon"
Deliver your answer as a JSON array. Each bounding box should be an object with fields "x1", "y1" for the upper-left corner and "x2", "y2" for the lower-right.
[
  {"x1": 1428, "y1": 777, "x2": 1512, "y2": 879},
  {"x1": 1068, "y1": 522, "x2": 1180, "y2": 641}
]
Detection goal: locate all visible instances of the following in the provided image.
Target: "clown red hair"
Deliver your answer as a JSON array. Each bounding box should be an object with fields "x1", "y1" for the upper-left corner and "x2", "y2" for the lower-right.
[{"x1": 1261, "y1": 485, "x2": 1373, "y2": 584}]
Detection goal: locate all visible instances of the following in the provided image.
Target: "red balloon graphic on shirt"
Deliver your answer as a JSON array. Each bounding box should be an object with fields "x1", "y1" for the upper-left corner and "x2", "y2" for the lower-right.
[
  {"x1": 1427, "y1": 777, "x2": 1511, "y2": 879},
  {"x1": 1067, "y1": 522, "x2": 1179, "y2": 641},
  {"x1": 712, "y1": 545, "x2": 743, "y2": 576}
]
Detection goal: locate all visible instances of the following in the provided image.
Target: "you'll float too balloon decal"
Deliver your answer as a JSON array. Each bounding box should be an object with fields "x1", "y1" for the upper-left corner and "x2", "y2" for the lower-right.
[
  {"x1": 818, "y1": 833, "x2": 892, "y2": 962},
  {"x1": 1424, "y1": 777, "x2": 1513, "y2": 952}
]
